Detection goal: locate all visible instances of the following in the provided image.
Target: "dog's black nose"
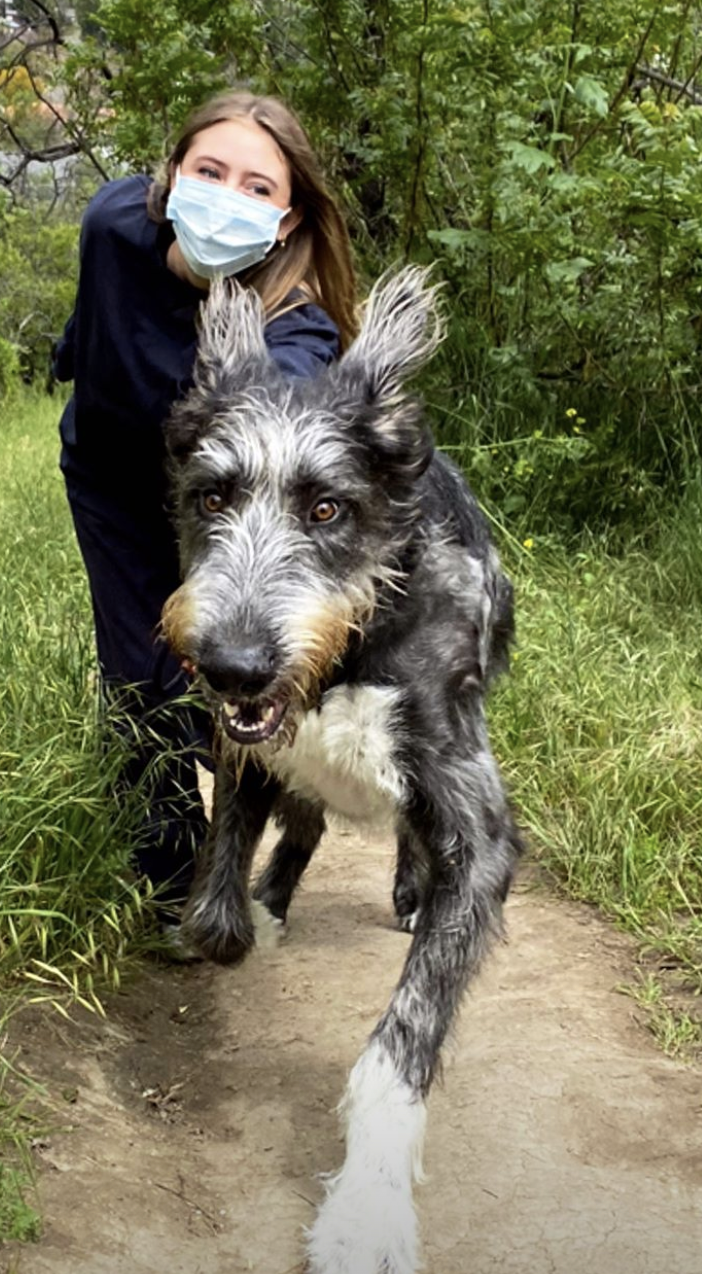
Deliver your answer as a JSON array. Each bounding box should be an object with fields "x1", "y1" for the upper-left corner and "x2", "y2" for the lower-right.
[{"x1": 200, "y1": 646, "x2": 277, "y2": 697}]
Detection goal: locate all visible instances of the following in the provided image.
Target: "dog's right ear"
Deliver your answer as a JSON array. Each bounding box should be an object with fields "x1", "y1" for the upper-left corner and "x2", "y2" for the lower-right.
[
  {"x1": 164, "y1": 277, "x2": 273, "y2": 461},
  {"x1": 323, "y1": 265, "x2": 442, "y2": 483}
]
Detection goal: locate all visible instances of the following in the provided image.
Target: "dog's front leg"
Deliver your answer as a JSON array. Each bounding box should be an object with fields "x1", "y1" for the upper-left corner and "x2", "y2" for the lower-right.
[
  {"x1": 253, "y1": 791, "x2": 326, "y2": 924},
  {"x1": 183, "y1": 758, "x2": 277, "y2": 964},
  {"x1": 307, "y1": 751, "x2": 520, "y2": 1274}
]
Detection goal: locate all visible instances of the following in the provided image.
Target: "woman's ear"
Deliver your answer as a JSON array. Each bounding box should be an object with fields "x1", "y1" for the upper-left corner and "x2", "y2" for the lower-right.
[{"x1": 279, "y1": 205, "x2": 303, "y2": 242}]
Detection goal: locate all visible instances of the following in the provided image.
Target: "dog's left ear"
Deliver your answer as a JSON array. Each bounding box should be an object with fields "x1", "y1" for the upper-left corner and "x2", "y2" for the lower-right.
[
  {"x1": 165, "y1": 276, "x2": 274, "y2": 460},
  {"x1": 338, "y1": 265, "x2": 444, "y2": 425},
  {"x1": 195, "y1": 275, "x2": 272, "y2": 393}
]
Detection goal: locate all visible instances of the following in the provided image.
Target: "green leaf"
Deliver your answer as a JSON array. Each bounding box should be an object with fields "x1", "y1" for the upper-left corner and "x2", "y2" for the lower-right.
[
  {"x1": 505, "y1": 142, "x2": 556, "y2": 174},
  {"x1": 545, "y1": 257, "x2": 595, "y2": 284},
  {"x1": 572, "y1": 43, "x2": 594, "y2": 67},
  {"x1": 574, "y1": 75, "x2": 609, "y2": 117},
  {"x1": 426, "y1": 228, "x2": 474, "y2": 251}
]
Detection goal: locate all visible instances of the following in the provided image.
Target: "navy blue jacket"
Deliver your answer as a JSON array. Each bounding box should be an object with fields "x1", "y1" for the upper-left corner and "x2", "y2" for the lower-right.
[{"x1": 57, "y1": 174, "x2": 340, "y2": 493}]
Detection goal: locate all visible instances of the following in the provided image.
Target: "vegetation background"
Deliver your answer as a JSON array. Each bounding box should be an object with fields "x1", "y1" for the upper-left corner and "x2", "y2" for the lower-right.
[{"x1": 1, "y1": 0, "x2": 702, "y2": 1241}]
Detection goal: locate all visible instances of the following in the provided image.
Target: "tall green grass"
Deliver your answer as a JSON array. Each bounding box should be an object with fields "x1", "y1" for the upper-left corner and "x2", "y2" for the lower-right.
[
  {"x1": 0, "y1": 390, "x2": 151, "y2": 1007},
  {"x1": 491, "y1": 526, "x2": 702, "y2": 996}
]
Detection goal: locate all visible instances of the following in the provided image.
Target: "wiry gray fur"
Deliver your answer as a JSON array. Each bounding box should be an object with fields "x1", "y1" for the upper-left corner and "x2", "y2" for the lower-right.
[{"x1": 161, "y1": 266, "x2": 522, "y2": 1274}]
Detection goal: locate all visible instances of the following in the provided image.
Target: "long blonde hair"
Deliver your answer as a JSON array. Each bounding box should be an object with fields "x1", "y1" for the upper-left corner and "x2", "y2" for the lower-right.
[{"x1": 149, "y1": 90, "x2": 358, "y2": 350}]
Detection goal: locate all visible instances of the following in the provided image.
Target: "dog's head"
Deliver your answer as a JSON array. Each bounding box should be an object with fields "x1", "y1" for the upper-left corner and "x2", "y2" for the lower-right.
[{"x1": 162, "y1": 267, "x2": 444, "y2": 751}]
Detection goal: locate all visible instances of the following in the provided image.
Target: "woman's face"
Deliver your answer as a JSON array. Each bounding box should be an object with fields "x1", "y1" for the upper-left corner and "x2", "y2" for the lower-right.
[{"x1": 175, "y1": 117, "x2": 300, "y2": 242}]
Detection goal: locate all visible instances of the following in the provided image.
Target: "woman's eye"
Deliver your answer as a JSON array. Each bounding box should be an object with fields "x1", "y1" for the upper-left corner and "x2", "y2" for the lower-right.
[
  {"x1": 309, "y1": 498, "x2": 340, "y2": 525},
  {"x1": 197, "y1": 166, "x2": 221, "y2": 181},
  {"x1": 246, "y1": 182, "x2": 272, "y2": 198},
  {"x1": 201, "y1": 490, "x2": 225, "y2": 515}
]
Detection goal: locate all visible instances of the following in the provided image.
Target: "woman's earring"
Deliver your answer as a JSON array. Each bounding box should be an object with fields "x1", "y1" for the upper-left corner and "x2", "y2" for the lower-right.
[{"x1": 279, "y1": 237, "x2": 287, "y2": 248}]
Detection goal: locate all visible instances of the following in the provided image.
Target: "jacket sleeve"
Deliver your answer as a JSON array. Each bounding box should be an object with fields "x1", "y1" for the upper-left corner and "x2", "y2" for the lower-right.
[
  {"x1": 52, "y1": 313, "x2": 76, "y2": 383},
  {"x1": 50, "y1": 178, "x2": 119, "y2": 386},
  {"x1": 264, "y1": 302, "x2": 340, "y2": 378}
]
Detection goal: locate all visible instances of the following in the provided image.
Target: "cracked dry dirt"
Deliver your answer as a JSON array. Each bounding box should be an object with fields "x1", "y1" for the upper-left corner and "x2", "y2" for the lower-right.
[{"x1": 3, "y1": 824, "x2": 702, "y2": 1274}]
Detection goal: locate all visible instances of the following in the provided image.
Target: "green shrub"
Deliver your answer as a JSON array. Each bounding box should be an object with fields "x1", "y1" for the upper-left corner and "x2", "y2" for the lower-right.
[
  {"x1": 0, "y1": 206, "x2": 79, "y2": 385},
  {"x1": 9, "y1": 0, "x2": 702, "y2": 527},
  {"x1": 0, "y1": 337, "x2": 20, "y2": 399}
]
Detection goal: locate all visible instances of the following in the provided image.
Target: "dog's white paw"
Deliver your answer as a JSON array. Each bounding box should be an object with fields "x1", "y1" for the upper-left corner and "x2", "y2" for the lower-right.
[
  {"x1": 251, "y1": 898, "x2": 286, "y2": 950},
  {"x1": 306, "y1": 1174, "x2": 418, "y2": 1274}
]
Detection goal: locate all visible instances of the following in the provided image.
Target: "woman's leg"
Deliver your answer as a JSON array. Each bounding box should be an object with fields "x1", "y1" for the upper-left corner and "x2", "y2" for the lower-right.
[{"x1": 64, "y1": 474, "x2": 210, "y2": 909}]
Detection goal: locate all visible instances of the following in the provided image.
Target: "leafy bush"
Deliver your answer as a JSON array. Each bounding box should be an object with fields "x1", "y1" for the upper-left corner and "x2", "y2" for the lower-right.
[
  {"x1": 7, "y1": 0, "x2": 702, "y2": 528},
  {"x1": 0, "y1": 205, "x2": 79, "y2": 384}
]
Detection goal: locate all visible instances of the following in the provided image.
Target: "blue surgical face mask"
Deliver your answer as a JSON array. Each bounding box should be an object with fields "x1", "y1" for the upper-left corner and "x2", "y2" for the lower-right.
[{"x1": 166, "y1": 169, "x2": 289, "y2": 280}]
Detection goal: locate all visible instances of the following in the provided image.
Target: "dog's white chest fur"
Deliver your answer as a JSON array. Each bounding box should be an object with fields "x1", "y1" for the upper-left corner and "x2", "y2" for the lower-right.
[{"x1": 269, "y1": 684, "x2": 405, "y2": 820}]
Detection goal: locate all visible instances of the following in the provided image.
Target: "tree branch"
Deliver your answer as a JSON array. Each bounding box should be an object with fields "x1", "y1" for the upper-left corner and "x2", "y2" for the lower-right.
[
  {"x1": 569, "y1": 7, "x2": 661, "y2": 161},
  {"x1": 635, "y1": 61, "x2": 702, "y2": 105}
]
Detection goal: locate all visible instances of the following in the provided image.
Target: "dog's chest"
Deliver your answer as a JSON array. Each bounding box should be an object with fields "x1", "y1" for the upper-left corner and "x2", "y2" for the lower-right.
[{"x1": 268, "y1": 684, "x2": 405, "y2": 820}]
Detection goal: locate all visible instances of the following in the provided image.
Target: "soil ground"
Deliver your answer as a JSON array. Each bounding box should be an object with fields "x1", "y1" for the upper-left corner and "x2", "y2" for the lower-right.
[{"x1": 2, "y1": 823, "x2": 701, "y2": 1274}]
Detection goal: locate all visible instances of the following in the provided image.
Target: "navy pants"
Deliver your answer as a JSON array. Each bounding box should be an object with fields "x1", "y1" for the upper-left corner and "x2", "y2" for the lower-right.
[{"x1": 62, "y1": 457, "x2": 210, "y2": 909}]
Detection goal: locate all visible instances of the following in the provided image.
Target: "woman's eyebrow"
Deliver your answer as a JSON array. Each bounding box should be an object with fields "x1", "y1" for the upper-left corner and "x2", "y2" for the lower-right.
[{"x1": 193, "y1": 153, "x2": 227, "y2": 169}]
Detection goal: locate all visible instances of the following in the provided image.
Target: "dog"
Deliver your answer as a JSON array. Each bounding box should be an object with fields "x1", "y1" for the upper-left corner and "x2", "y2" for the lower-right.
[{"x1": 161, "y1": 266, "x2": 521, "y2": 1274}]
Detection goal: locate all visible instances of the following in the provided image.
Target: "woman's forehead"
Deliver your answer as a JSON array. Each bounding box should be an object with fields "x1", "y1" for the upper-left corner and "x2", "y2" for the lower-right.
[{"x1": 186, "y1": 118, "x2": 290, "y2": 182}]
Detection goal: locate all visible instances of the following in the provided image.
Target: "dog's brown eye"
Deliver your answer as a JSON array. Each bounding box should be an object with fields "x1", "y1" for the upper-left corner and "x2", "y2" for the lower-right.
[
  {"x1": 310, "y1": 499, "x2": 339, "y2": 524},
  {"x1": 202, "y1": 491, "x2": 224, "y2": 515}
]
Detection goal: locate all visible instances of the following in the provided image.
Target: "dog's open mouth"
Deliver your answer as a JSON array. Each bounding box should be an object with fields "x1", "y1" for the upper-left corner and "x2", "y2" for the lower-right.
[{"x1": 220, "y1": 695, "x2": 288, "y2": 745}]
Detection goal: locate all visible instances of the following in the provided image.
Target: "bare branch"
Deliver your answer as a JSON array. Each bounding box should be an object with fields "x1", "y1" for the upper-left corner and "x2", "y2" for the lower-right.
[
  {"x1": 27, "y1": 0, "x2": 63, "y2": 48},
  {"x1": 636, "y1": 61, "x2": 702, "y2": 105},
  {"x1": 0, "y1": 23, "x2": 33, "y2": 53},
  {"x1": 0, "y1": 5, "x2": 112, "y2": 189}
]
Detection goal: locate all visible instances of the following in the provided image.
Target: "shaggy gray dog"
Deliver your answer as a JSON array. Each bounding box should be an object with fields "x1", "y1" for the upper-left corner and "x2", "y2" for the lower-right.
[{"x1": 162, "y1": 267, "x2": 521, "y2": 1274}]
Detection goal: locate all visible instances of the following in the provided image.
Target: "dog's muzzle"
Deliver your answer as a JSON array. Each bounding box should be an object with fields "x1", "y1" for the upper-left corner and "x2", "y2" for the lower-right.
[{"x1": 197, "y1": 643, "x2": 290, "y2": 746}]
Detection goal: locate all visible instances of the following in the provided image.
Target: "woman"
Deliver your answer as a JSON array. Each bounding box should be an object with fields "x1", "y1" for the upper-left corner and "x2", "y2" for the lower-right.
[{"x1": 54, "y1": 89, "x2": 358, "y2": 940}]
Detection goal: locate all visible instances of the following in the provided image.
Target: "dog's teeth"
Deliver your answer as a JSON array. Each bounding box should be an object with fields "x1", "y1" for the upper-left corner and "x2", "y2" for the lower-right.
[{"x1": 222, "y1": 702, "x2": 278, "y2": 734}]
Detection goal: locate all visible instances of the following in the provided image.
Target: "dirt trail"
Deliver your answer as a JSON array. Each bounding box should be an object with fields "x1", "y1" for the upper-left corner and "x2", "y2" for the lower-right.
[{"x1": 4, "y1": 825, "x2": 702, "y2": 1274}]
